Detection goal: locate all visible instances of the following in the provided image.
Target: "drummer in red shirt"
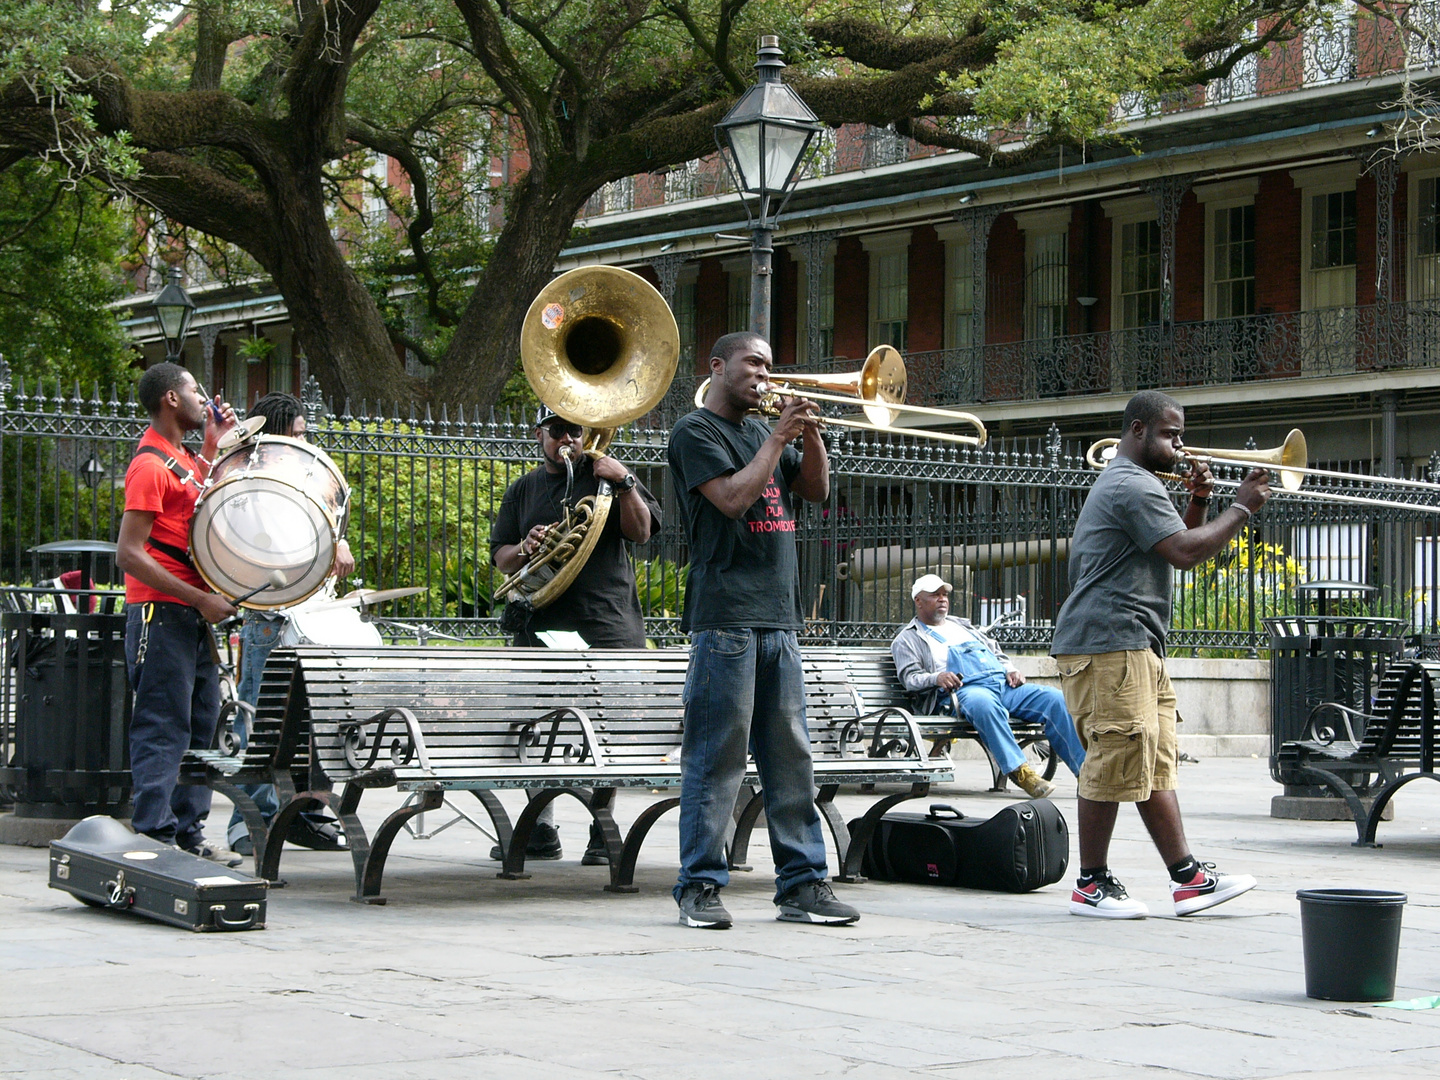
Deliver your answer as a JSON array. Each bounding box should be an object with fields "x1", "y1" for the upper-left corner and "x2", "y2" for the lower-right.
[{"x1": 115, "y1": 362, "x2": 242, "y2": 866}]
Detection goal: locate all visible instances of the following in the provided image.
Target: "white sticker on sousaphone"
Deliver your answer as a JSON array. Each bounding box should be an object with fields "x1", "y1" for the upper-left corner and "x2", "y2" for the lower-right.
[
  {"x1": 122, "y1": 851, "x2": 159, "y2": 860},
  {"x1": 541, "y1": 303, "x2": 565, "y2": 330}
]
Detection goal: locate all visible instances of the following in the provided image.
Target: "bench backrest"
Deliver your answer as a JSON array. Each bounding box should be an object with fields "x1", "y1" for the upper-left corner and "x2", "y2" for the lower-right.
[
  {"x1": 254, "y1": 645, "x2": 916, "y2": 785},
  {"x1": 1356, "y1": 659, "x2": 1440, "y2": 764}
]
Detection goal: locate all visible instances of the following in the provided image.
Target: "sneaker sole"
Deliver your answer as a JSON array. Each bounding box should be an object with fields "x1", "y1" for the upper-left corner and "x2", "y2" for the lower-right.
[
  {"x1": 1068, "y1": 901, "x2": 1148, "y2": 919},
  {"x1": 678, "y1": 912, "x2": 732, "y2": 929},
  {"x1": 580, "y1": 853, "x2": 610, "y2": 866},
  {"x1": 776, "y1": 908, "x2": 860, "y2": 925},
  {"x1": 1175, "y1": 876, "x2": 1256, "y2": 916}
]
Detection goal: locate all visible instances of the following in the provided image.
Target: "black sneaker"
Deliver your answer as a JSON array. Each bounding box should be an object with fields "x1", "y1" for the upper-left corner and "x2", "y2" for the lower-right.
[
  {"x1": 775, "y1": 880, "x2": 860, "y2": 925},
  {"x1": 230, "y1": 833, "x2": 254, "y2": 857},
  {"x1": 677, "y1": 882, "x2": 733, "y2": 929},
  {"x1": 287, "y1": 811, "x2": 346, "y2": 851},
  {"x1": 489, "y1": 821, "x2": 563, "y2": 861},
  {"x1": 581, "y1": 821, "x2": 610, "y2": 866}
]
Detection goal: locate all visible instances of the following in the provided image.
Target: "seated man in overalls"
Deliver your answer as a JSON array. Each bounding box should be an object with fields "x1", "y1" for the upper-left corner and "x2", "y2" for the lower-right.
[{"x1": 891, "y1": 574, "x2": 1085, "y2": 798}]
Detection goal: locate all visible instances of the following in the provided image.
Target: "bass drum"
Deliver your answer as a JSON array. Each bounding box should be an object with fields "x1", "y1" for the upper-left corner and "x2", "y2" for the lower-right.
[
  {"x1": 190, "y1": 435, "x2": 350, "y2": 609},
  {"x1": 280, "y1": 603, "x2": 384, "y2": 648}
]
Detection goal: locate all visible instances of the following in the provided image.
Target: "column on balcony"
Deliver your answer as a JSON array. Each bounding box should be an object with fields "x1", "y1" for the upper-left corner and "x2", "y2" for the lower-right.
[
  {"x1": 938, "y1": 206, "x2": 1000, "y2": 405},
  {"x1": 791, "y1": 231, "x2": 838, "y2": 366}
]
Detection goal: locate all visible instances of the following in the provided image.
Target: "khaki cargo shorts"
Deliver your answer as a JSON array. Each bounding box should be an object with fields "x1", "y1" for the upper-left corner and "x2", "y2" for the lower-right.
[{"x1": 1054, "y1": 650, "x2": 1177, "y2": 802}]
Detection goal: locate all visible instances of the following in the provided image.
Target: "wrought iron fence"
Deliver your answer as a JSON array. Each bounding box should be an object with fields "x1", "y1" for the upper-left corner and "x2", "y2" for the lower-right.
[{"x1": 4, "y1": 360, "x2": 1438, "y2": 659}]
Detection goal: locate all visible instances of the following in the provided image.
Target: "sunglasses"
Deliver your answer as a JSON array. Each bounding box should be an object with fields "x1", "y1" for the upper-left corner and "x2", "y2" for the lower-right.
[{"x1": 543, "y1": 422, "x2": 584, "y2": 440}]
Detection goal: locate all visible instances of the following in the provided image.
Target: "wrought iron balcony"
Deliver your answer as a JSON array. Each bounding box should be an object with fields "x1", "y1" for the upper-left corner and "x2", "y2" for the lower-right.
[{"x1": 880, "y1": 300, "x2": 1440, "y2": 410}]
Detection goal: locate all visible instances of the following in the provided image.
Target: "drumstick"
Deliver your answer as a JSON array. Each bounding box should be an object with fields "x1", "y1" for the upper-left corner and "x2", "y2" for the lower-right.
[{"x1": 231, "y1": 570, "x2": 288, "y2": 606}]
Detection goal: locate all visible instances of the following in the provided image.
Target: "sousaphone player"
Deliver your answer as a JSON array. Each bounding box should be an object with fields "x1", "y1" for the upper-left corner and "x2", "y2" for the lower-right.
[{"x1": 490, "y1": 266, "x2": 676, "y2": 863}]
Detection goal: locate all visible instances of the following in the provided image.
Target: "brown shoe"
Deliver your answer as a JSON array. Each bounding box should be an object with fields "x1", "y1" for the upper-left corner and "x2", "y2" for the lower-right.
[{"x1": 1009, "y1": 764, "x2": 1055, "y2": 799}]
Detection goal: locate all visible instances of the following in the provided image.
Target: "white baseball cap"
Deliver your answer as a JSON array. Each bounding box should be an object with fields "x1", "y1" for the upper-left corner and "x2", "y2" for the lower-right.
[{"x1": 911, "y1": 573, "x2": 953, "y2": 599}]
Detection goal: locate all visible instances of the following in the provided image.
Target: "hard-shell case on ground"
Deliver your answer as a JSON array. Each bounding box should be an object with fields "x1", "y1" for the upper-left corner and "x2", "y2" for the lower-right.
[
  {"x1": 850, "y1": 799, "x2": 1068, "y2": 892},
  {"x1": 48, "y1": 816, "x2": 267, "y2": 931}
]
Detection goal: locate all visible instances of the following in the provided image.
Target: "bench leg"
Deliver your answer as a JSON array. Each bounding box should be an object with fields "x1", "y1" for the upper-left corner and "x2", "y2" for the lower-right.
[
  {"x1": 729, "y1": 785, "x2": 763, "y2": 872},
  {"x1": 1294, "y1": 765, "x2": 1374, "y2": 845},
  {"x1": 1359, "y1": 772, "x2": 1440, "y2": 847},
  {"x1": 813, "y1": 783, "x2": 851, "y2": 876},
  {"x1": 500, "y1": 788, "x2": 570, "y2": 879},
  {"x1": 470, "y1": 790, "x2": 513, "y2": 856},
  {"x1": 605, "y1": 796, "x2": 680, "y2": 893},
  {"x1": 210, "y1": 779, "x2": 273, "y2": 884},
  {"x1": 836, "y1": 783, "x2": 933, "y2": 883},
  {"x1": 355, "y1": 789, "x2": 444, "y2": 904}
]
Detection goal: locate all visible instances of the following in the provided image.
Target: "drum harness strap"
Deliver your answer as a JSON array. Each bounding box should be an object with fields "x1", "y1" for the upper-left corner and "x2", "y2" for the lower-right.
[{"x1": 134, "y1": 446, "x2": 201, "y2": 571}]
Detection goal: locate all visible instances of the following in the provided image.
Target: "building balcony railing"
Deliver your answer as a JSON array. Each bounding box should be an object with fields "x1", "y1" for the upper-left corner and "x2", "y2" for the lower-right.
[{"x1": 778, "y1": 299, "x2": 1440, "y2": 414}]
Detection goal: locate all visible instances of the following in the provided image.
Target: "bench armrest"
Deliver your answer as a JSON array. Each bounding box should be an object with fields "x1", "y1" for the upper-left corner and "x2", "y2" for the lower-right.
[
  {"x1": 1303, "y1": 701, "x2": 1368, "y2": 747},
  {"x1": 215, "y1": 698, "x2": 256, "y2": 757},
  {"x1": 842, "y1": 705, "x2": 926, "y2": 762},
  {"x1": 339, "y1": 706, "x2": 434, "y2": 776},
  {"x1": 514, "y1": 705, "x2": 607, "y2": 768}
]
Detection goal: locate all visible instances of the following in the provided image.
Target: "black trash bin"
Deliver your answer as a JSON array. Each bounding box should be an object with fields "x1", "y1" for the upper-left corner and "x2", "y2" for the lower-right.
[
  {"x1": 1297, "y1": 888, "x2": 1406, "y2": 1002},
  {"x1": 1264, "y1": 615, "x2": 1405, "y2": 793},
  {"x1": 1, "y1": 609, "x2": 132, "y2": 819}
]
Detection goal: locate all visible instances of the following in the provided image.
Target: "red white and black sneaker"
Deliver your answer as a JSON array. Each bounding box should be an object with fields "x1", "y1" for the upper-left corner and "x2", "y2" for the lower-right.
[
  {"x1": 1069, "y1": 873, "x2": 1149, "y2": 919},
  {"x1": 1171, "y1": 862, "x2": 1256, "y2": 916}
]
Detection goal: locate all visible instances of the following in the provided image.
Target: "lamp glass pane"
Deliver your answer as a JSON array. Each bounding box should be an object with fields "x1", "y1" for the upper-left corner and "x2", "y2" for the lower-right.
[
  {"x1": 156, "y1": 305, "x2": 188, "y2": 341},
  {"x1": 763, "y1": 125, "x2": 811, "y2": 193},
  {"x1": 728, "y1": 122, "x2": 762, "y2": 192}
]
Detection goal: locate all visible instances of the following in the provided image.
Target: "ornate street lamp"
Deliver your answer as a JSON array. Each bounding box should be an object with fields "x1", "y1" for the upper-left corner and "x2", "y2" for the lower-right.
[
  {"x1": 150, "y1": 267, "x2": 196, "y2": 363},
  {"x1": 80, "y1": 452, "x2": 107, "y2": 491},
  {"x1": 714, "y1": 35, "x2": 823, "y2": 340}
]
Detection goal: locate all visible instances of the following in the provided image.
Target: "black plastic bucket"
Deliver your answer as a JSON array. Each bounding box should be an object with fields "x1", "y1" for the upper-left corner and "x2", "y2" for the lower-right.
[{"x1": 1296, "y1": 888, "x2": 1407, "y2": 1001}]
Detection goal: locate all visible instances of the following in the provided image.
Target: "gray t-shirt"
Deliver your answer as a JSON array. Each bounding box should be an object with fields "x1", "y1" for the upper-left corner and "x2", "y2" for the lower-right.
[{"x1": 1051, "y1": 456, "x2": 1186, "y2": 656}]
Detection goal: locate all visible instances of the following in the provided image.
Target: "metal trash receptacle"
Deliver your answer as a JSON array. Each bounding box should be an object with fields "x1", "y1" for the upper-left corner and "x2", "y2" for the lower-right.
[
  {"x1": 1, "y1": 609, "x2": 132, "y2": 820},
  {"x1": 1264, "y1": 615, "x2": 1405, "y2": 793}
]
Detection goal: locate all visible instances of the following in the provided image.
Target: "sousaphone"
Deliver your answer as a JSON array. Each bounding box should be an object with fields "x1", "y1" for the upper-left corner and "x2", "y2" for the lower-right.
[{"x1": 497, "y1": 266, "x2": 680, "y2": 615}]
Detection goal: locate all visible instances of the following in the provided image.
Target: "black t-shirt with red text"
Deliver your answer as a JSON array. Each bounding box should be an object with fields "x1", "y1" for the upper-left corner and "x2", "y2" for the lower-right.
[{"x1": 668, "y1": 408, "x2": 804, "y2": 633}]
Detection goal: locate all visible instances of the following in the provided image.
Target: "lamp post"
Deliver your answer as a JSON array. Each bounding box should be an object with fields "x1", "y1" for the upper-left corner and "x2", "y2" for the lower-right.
[
  {"x1": 150, "y1": 267, "x2": 196, "y2": 363},
  {"x1": 80, "y1": 452, "x2": 106, "y2": 491},
  {"x1": 714, "y1": 35, "x2": 822, "y2": 341}
]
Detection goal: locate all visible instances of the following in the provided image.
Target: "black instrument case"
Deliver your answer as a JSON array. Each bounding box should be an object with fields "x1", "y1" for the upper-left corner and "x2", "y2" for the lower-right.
[
  {"x1": 850, "y1": 799, "x2": 1069, "y2": 892},
  {"x1": 49, "y1": 816, "x2": 267, "y2": 931}
]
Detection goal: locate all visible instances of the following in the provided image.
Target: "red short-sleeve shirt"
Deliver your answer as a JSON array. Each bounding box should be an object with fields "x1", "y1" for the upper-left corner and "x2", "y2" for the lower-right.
[{"x1": 123, "y1": 428, "x2": 210, "y2": 604}]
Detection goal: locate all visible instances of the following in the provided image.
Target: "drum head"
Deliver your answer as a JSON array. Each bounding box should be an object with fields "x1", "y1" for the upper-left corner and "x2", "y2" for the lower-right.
[{"x1": 190, "y1": 436, "x2": 348, "y2": 608}]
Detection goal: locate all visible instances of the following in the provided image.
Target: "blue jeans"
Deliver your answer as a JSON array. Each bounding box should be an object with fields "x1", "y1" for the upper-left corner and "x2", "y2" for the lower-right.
[
  {"x1": 674, "y1": 628, "x2": 827, "y2": 902},
  {"x1": 227, "y1": 612, "x2": 284, "y2": 844},
  {"x1": 950, "y1": 674, "x2": 1086, "y2": 778},
  {"x1": 124, "y1": 603, "x2": 219, "y2": 848}
]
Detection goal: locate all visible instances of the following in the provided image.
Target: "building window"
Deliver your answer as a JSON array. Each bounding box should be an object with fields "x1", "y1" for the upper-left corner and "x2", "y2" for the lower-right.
[
  {"x1": 1413, "y1": 174, "x2": 1440, "y2": 302},
  {"x1": 1118, "y1": 219, "x2": 1163, "y2": 329},
  {"x1": 862, "y1": 231, "x2": 912, "y2": 351},
  {"x1": 1212, "y1": 204, "x2": 1256, "y2": 319},
  {"x1": 873, "y1": 250, "x2": 908, "y2": 349},
  {"x1": 224, "y1": 345, "x2": 249, "y2": 411},
  {"x1": 727, "y1": 268, "x2": 749, "y2": 333},
  {"x1": 1310, "y1": 190, "x2": 1357, "y2": 274},
  {"x1": 944, "y1": 234, "x2": 976, "y2": 349},
  {"x1": 362, "y1": 154, "x2": 390, "y2": 231},
  {"x1": 270, "y1": 336, "x2": 294, "y2": 397},
  {"x1": 1025, "y1": 231, "x2": 1068, "y2": 340}
]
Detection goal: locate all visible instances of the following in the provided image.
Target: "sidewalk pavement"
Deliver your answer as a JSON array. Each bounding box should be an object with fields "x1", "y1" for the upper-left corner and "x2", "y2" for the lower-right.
[{"x1": 2, "y1": 756, "x2": 1437, "y2": 1079}]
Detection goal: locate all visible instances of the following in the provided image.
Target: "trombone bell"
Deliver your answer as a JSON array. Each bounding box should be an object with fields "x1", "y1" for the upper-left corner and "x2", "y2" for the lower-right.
[{"x1": 1181, "y1": 429, "x2": 1308, "y2": 491}]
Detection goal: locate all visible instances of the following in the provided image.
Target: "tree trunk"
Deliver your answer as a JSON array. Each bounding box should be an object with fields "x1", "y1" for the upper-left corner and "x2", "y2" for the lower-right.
[
  {"x1": 433, "y1": 172, "x2": 590, "y2": 406},
  {"x1": 260, "y1": 172, "x2": 416, "y2": 408}
]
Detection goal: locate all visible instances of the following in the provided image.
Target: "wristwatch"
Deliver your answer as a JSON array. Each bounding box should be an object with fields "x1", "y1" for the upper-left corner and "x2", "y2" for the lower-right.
[{"x1": 613, "y1": 472, "x2": 638, "y2": 494}]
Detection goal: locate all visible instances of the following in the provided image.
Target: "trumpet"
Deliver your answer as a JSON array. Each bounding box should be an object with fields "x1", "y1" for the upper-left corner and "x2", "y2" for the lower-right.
[
  {"x1": 1085, "y1": 429, "x2": 1440, "y2": 514},
  {"x1": 692, "y1": 346, "x2": 988, "y2": 447}
]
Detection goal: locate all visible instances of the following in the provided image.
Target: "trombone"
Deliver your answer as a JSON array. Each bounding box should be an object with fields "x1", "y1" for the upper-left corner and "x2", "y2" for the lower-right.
[
  {"x1": 1085, "y1": 429, "x2": 1440, "y2": 514},
  {"x1": 692, "y1": 345, "x2": 988, "y2": 448}
]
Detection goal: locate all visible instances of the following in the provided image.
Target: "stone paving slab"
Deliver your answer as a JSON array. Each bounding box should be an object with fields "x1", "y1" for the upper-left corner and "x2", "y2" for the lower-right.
[{"x1": 2, "y1": 757, "x2": 1439, "y2": 1078}]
